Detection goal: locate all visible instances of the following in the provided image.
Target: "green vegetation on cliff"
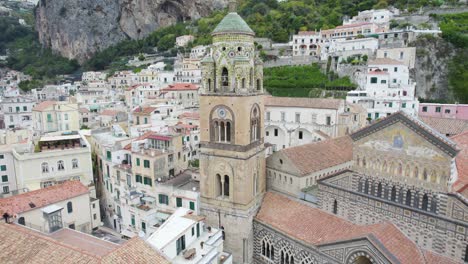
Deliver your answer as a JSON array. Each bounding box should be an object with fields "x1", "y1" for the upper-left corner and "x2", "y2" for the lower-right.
[
  {"x1": 264, "y1": 64, "x2": 356, "y2": 97},
  {"x1": 436, "y1": 12, "x2": 468, "y2": 103},
  {"x1": 0, "y1": 17, "x2": 79, "y2": 90}
]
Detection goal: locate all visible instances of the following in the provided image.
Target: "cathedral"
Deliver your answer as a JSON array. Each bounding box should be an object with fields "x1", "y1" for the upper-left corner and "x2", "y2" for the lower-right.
[{"x1": 199, "y1": 3, "x2": 468, "y2": 264}]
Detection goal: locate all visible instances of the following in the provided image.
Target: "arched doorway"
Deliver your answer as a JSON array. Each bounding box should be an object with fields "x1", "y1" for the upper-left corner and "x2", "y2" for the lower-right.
[{"x1": 353, "y1": 256, "x2": 372, "y2": 264}]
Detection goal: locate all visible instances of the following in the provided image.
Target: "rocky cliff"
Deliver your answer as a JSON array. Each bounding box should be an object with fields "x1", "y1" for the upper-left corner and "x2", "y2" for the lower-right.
[
  {"x1": 36, "y1": 0, "x2": 227, "y2": 63},
  {"x1": 409, "y1": 36, "x2": 456, "y2": 102}
]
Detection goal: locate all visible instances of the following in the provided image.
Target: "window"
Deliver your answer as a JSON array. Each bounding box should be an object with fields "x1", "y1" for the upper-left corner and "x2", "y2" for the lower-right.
[
  {"x1": 280, "y1": 247, "x2": 294, "y2": 264},
  {"x1": 333, "y1": 200, "x2": 338, "y2": 214},
  {"x1": 57, "y1": 160, "x2": 64, "y2": 171},
  {"x1": 2, "y1": 186, "x2": 9, "y2": 194},
  {"x1": 326, "y1": 116, "x2": 331, "y2": 126},
  {"x1": 422, "y1": 193, "x2": 429, "y2": 211},
  {"x1": 402, "y1": 103, "x2": 406, "y2": 108},
  {"x1": 18, "y1": 217, "x2": 25, "y2": 225},
  {"x1": 143, "y1": 177, "x2": 152, "y2": 186},
  {"x1": 298, "y1": 131, "x2": 303, "y2": 140},
  {"x1": 445, "y1": 109, "x2": 451, "y2": 114},
  {"x1": 0, "y1": 154, "x2": 3, "y2": 159},
  {"x1": 143, "y1": 160, "x2": 150, "y2": 168},
  {"x1": 141, "y1": 221, "x2": 146, "y2": 232},
  {"x1": 274, "y1": 129, "x2": 278, "y2": 137},
  {"x1": 224, "y1": 175, "x2": 230, "y2": 197},
  {"x1": 405, "y1": 190, "x2": 412, "y2": 206},
  {"x1": 266, "y1": 112, "x2": 270, "y2": 121},
  {"x1": 136, "y1": 158, "x2": 140, "y2": 166},
  {"x1": 281, "y1": 112, "x2": 285, "y2": 121},
  {"x1": 422, "y1": 106, "x2": 428, "y2": 112},
  {"x1": 159, "y1": 194, "x2": 169, "y2": 205},
  {"x1": 64, "y1": 113, "x2": 68, "y2": 120},
  {"x1": 394, "y1": 67, "x2": 398, "y2": 72},
  {"x1": 189, "y1": 201, "x2": 195, "y2": 210},
  {"x1": 176, "y1": 197, "x2": 182, "y2": 207},
  {"x1": 370, "y1": 77, "x2": 378, "y2": 84},
  {"x1": 196, "y1": 223, "x2": 200, "y2": 237},
  {"x1": 295, "y1": 113, "x2": 300, "y2": 123},
  {"x1": 72, "y1": 159, "x2": 78, "y2": 169},
  {"x1": 1, "y1": 175, "x2": 7, "y2": 182},
  {"x1": 389, "y1": 102, "x2": 393, "y2": 108},
  {"x1": 435, "y1": 107, "x2": 441, "y2": 113},
  {"x1": 136, "y1": 174, "x2": 142, "y2": 183},
  {"x1": 67, "y1": 202, "x2": 73, "y2": 213},
  {"x1": 176, "y1": 235, "x2": 186, "y2": 255},
  {"x1": 261, "y1": 237, "x2": 274, "y2": 261},
  {"x1": 131, "y1": 214, "x2": 135, "y2": 226},
  {"x1": 106, "y1": 151, "x2": 111, "y2": 160}
]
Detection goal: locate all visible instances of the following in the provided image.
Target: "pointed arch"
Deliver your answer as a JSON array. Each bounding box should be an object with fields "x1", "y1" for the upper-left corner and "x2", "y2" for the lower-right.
[
  {"x1": 413, "y1": 166, "x2": 419, "y2": 178},
  {"x1": 405, "y1": 164, "x2": 411, "y2": 177},
  {"x1": 377, "y1": 182, "x2": 382, "y2": 197},
  {"x1": 390, "y1": 186, "x2": 397, "y2": 201},
  {"x1": 333, "y1": 199, "x2": 338, "y2": 214},
  {"x1": 221, "y1": 67, "x2": 229, "y2": 88},
  {"x1": 405, "y1": 190, "x2": 412, "y2": 206},
  {"x1": 422, "y1": 193, "x2": 429, "y2": 211}
]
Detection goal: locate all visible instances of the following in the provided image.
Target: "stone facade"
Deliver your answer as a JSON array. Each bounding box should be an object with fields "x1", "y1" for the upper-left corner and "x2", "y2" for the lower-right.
[
  {"x1": 317, "y1": 113, "x2": 468, "y2": 262},
  {"x1": 199, "y1": 10, "x2": 266, "y2": 264}
]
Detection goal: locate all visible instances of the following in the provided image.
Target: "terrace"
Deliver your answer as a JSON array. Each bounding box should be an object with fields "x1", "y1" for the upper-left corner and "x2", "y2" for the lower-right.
[{"x1": 35, "y1": 133, "x2": 86, "y2": 153}]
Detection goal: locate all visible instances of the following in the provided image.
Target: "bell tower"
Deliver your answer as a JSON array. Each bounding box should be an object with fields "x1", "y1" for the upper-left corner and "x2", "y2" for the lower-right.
[{"x1": 199, "y1": 2, "x2": 266, "y2": 263}]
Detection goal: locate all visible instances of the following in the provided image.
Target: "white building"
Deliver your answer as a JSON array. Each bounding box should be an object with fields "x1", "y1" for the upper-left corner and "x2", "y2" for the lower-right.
[
  {"x1": 161, "y1": 83, "x2": 199, "y2": 108},
  {"x1": 346, "y1": 58, "x2": 418, "y2": 119},
  {"x1": 0, "y1": 145, "x2": 18, "y2": 195},
  {"x1": 291, "y1": 31, "x2": 322, "y2": 57},
  {"x1": 0, "y1": 180, "x2": 100, "y2": 233},
  {"x1": 264, "y1": 97, "x2": 367, "y2": 151},
  {"x1": 323, "y1": 37, "x2": 379, "y2": 61},
  {"x1": 82, "y1": 71, "x2": 107, "y2": 82},
  {"x1": 12, "y1": 132, "x2": 94, "y2": 192},
  {"x1": 146, "y1": 207, "x2": 232, "y2": 264},
  {"x1": 176, "y1": 35, "x2": 195, "y2": 47},
  {"x1": 376, "y1": 47, "x2": 416, "y2": 69},
  {"x1": 0, "y1": 96, "x2": 36, "y2": 129},
  {"x1": 190, "y1": 45, "x2": 208, "y2": 59},
  {"x1": 174, "y1": 56, "x2": 202, "y2": 84},
  {"x1": 344, "y1": 9, "x2": 397, "y2": 28}
]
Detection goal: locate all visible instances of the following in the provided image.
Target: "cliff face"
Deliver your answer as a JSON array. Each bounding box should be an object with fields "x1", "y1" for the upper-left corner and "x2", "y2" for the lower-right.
[
  {"x1": 410, "y1": 36, "x2": 456, "y2": 102},
  {"x1": 36, "y1": 0, "x2": 227, "y2": 63}
]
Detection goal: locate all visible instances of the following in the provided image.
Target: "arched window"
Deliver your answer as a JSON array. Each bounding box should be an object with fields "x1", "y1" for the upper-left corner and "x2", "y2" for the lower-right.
[
  {"x1": 220, "y1": 122, "x2": 225, "y2": 142},
  {"x1": 242, "y1": 78, "x2": 246, "y2": 89},
  {"x1": 464, "y1": 245, "x2": 468, "y2": 263},
  {"x1": 364, "y1": 179, "x2": 369, "y2": 194},
  {"x1": 430, "y1": 170, "x2": 437, "y2": 183},
  {"x1": 216, "y1": 174, "x2": 222, "y2": 197},
  {"x1": 382, "y1": 161, "x2": 387, "y2": 172},
  {"x1": 207, "y1": 78, "x2": 212, "y2": 91},
  {"x1": 431, "y1": 195, "x2": 437, "y2": 213},
  {"x1": 371, "y1": 182, "x2": 376, "y2": 195},
  {"x1": 413, "y1": 166, "x2": 419, "y2": 178},
  {"x1": 250, "y1": 68, "x2": 254, "y2": 87},
  {"x1": 67, "y1": 201, "x2": 73, "y2": 213},
  {"x1": 72, "y1": 159, "x2": 78, "y2": 169},
  {"x1": 362, "y1": 157, "x2": 367, "y2": 168},
  {"x1": 333, "y1": 199, "x2": 338, "y2": 214},
  {"x1": 300, "y1": 257, "x2": 314, "y2": 264},
  {"x1": 42, "y1": 162, "x2": 49, "y2": 173},
  {"x1": 405, "y1": 165, "x2": 411, "y2": 177},
  {"x1": 226, "y1": 122, "x2": 231, "y2": 142},
  {"x1": 405, "y1": 190, "x2": 412, "y2": 206},
  {"x1": 280, "y1": 247, "x2": 294, "y2": 264},
  {"x1": 256, "y1": 79, "x2": 261, "y2": 91},
  {"x1": 18, "y1": 217, "x2": 25, "y2": 225},
  {"x1": 422, "y1": 193, "x2": 429, "y2": 211},
  {"x1": 397, "y1": 163, "x2": 403, "y2": 176},
  {"x1": 413, "y1": 191, "x2": 420, "y2": 208},
  {"x1": 251, "y1": 106, "x2": 261, "y2": 142},
  {"x1": 261, "y1": 237, "x2": 274, "y2": 260},
  {"x1": 221, "y1": 68, "x2": 229, "y2": 88},
  {"x1": 423, "y1": 169, "x2": 428, "y2": 181},
  {"x1": 358, "y1": 178, "x2": 364, "y2": 192},
  {"x1": 391, "y1": 186, "x2": 397, "y2": 202},
  {"x1": 377, "y1": 182, "x2": 382, "y2": 197},
  {"x1": 57, "y1": 160, "x2": 64, "y2": 171},
  {"x1": 224, "y1": 175, "x2": 230, "y2": 197}
]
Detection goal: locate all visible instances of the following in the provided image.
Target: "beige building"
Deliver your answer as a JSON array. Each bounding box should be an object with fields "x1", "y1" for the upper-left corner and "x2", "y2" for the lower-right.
[
  {"x1": 377, "y1": 47, "x2": 416, "y2": 69},
  {"x1": 0, "y1": 181, "x2": 100, "y2": 233},
  {"x1": 32, "y1": 101, "x2": 80, "y2": 134},
  {"x1": 161, "y1": 83, "x2": 199, "y2": 108}
]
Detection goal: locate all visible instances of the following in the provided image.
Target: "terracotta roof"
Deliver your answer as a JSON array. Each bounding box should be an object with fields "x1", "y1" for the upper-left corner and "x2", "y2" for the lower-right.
[
  {"x1": 265, "y1": 96, "x2": 343, "y2": 110},
  {"x1": 0, "y1": 222, "x2": 170, "y2": 264},
  {"x1": 451, "y1": 131, "x2": 468, "y2": 195},
  {"x1": 178, "y1": 112, "x2": 200, "y2": 119},
  {"x1": 0, "y1": 181, "x2": 89, "y2": 216},
  {"x1": 32, "y1": 101, "x2": 56, "y2": 111},
  {"x1": 256, "y1": 192, "x2": 455, "y2": 264},
  {"x1": 423, "y1": 250, "x2": 460, "y2": 264},
  {"x1": 102, "y1": 238, "x2": 170, "y2": 264},
  {"x1": 162, "y1": 83, "x2": 199, "y2": 91},
  {"x1": 123, "y1": 131, "x2": 156, "y2": 150},
  {"x1": 273, "y1": 136, "x2": 352, "y2": 176},
  {"x1": 420, "y1": 116, "x2": 468, "y2": 136},
  {"x1": 100, "y1": 109, "x2": 119, "y2": 116},
  {"x1": 369, "y1": 58, "x2": 405, "y2": 65},
  {"x1": 133, "y1": 106, "x2": 157, "y2": 115},
  {"x1": 79, "y1": 107, "x2": 90, "y2": 113}
]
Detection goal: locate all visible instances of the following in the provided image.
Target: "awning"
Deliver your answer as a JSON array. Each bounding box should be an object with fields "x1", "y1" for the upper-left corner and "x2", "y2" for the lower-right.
[
  {"x1": 42, "y1": 204, "x2": 63, "y2": 214},
  {"x1": 142, "y1": 196, "x2": 156, "y2": 203},
  {"x1": 40, "y1": 135, "x2": 81, "y2": 142}
]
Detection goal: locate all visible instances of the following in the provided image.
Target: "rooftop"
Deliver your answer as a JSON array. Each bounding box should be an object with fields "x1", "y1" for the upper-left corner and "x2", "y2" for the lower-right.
[
  {"x1": 212, "y1": 12, "x2": 254, "y2": 36},
  {"x1": 265, "y1": 96, "x2": 343, "y2": 110},
  {"x1": 0, "y1": 222, "x2": 170, "y2": 263},
  {"x1": 256, "y1": 192, "x2": 458, "y2": 264},
  {"x1": 269, "y1": 136, "x2": 353, "y2": 176},
  {"x1": 32, "y1": 101, "x2": 56, "y2": 111},
  {"x1": 0, "y1": 181, "x2": 89, "y2": 216},
  {"x1": 162, "y1": 83, "x2": 199, "y2": 91},
  {"x1": 369, "y1": 58, "x2": 405, "y2": 65},
  {"x1": 420, "y1": 116, "x2": 468, "y2": 136},
  {"x1": 451, "y1": 131, "x2": 468, "y2": 196}
]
